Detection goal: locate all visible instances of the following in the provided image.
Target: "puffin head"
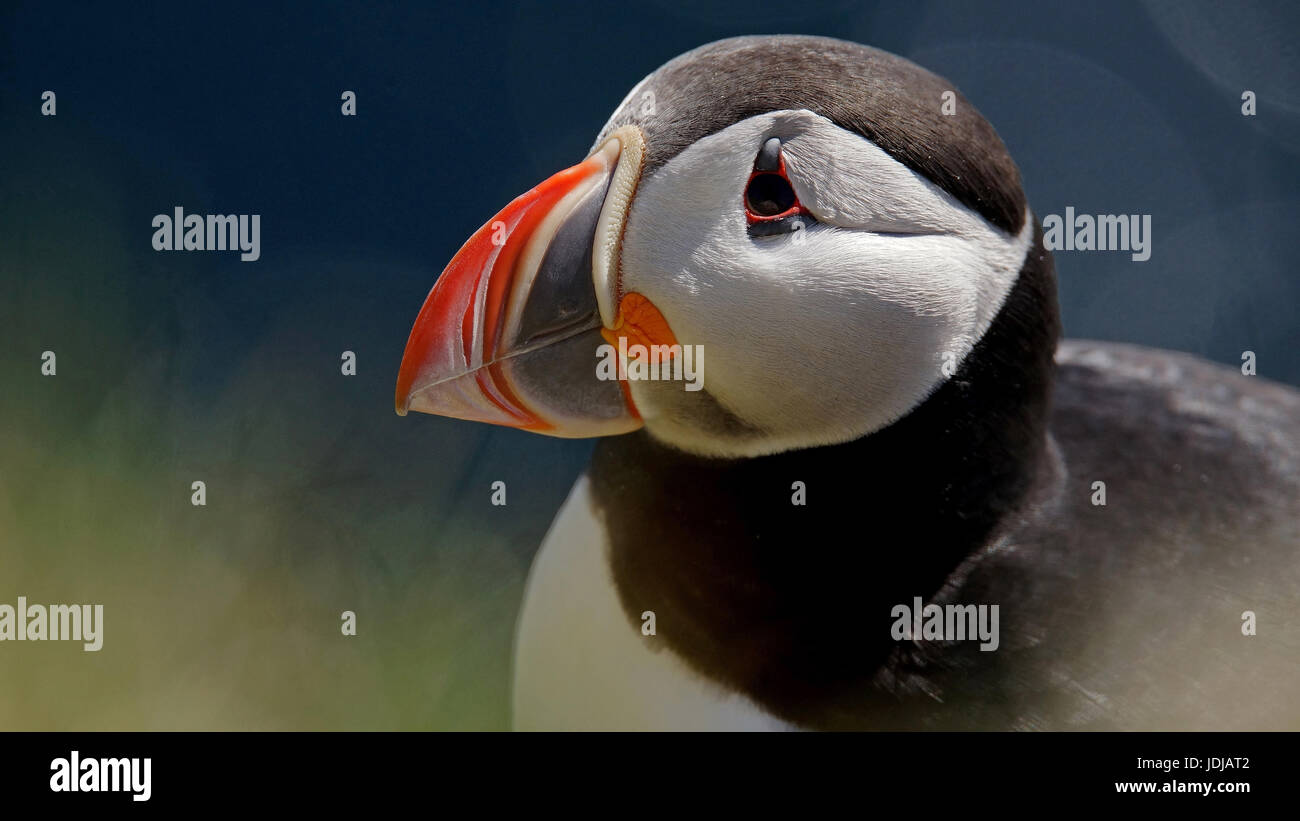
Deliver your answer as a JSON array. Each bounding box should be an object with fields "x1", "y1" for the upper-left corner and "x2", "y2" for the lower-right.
[{"x1": 396, "y1": 35, "x2": 1045, "y2": 458}]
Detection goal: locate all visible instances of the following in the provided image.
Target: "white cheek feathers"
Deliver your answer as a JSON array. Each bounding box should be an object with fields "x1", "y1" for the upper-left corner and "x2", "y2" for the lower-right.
[{"x1": 619, "y1": 110, "x2": 1035, "y2": 458}]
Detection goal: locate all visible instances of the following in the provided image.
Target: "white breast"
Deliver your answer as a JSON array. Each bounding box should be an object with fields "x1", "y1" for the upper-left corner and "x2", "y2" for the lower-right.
[{"x1": 511, "y1": 476, "x2": 795, "y2": 730}]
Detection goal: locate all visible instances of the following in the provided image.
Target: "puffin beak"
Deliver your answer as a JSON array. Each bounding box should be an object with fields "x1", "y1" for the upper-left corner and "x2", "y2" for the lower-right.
[{"x1": 395, "y1": 128, "x2": 646, "y2": 437}]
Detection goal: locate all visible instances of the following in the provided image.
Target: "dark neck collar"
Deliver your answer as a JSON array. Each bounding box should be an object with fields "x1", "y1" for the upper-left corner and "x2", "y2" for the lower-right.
[{"x1": 588, "y1": 225, "x2": 1059, "y2": 728}]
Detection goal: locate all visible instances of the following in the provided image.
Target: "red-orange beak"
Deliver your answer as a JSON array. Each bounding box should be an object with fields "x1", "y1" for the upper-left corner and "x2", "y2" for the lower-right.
[{"x1": 395, "y1": 130, "x2": 645, "y2": 437}]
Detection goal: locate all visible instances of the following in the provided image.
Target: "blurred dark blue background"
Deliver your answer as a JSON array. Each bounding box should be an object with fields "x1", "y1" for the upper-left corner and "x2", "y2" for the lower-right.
[{"x1": 1, "y1": 0, "x2": 1296, "y2": 729}]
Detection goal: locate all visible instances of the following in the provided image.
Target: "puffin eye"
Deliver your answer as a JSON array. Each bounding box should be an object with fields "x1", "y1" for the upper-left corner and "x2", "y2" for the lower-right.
[
  {"x1": 745, "y1": 174, "x2": 797, "y2": 217},
  {"x1": 744, "y1": 137, "x2": 811, "y2": 237}
]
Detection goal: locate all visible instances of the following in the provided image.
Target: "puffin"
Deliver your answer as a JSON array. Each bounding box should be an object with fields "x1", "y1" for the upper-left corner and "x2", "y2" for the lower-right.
[{"x1": 395, "y1": 36, "x2": 1300, "y2": 730}]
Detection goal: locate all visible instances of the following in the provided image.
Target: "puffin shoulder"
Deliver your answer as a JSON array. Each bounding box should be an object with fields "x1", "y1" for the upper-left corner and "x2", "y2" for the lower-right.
[
  {"x1": 1047, "y1": 338, "x2": 1299, "y2": 556},
  {"x1": 898, "y1": 340, "x2": 1300, "y2": 729},
  {"x1": 1053, "y1": 339, "x2": 1300, "y2": 485}
]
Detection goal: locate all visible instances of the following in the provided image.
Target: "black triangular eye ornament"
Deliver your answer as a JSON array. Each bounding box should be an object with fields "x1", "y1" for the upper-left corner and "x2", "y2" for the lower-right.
[{"x1": 744, "y1": 137, "x2": 812, "y2": 235}]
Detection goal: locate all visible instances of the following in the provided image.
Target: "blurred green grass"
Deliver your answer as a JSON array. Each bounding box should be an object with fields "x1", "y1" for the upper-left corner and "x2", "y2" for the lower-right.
[{"x1": 0, "y1": 114, "x2": 590, "y2": 730}]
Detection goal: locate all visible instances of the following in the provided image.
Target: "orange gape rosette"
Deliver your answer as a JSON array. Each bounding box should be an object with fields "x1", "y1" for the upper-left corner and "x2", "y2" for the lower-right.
[
  {"x1": 599, "y1": 292, "x2": 681, "y2": 418},
  {"x1": 600, "y1": 292, "x2": 679, "y2": 362}
]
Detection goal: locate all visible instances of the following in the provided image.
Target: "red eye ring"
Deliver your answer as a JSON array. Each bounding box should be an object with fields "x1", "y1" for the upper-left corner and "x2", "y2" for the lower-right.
[{"x1": 743, "y1": 154, "x2": 810, "y2": 224}]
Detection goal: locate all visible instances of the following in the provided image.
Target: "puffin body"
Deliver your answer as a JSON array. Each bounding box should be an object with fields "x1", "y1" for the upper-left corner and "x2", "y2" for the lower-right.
[{"x1": 396, "y1": 36, "x2": 1300, "y2": 730}]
